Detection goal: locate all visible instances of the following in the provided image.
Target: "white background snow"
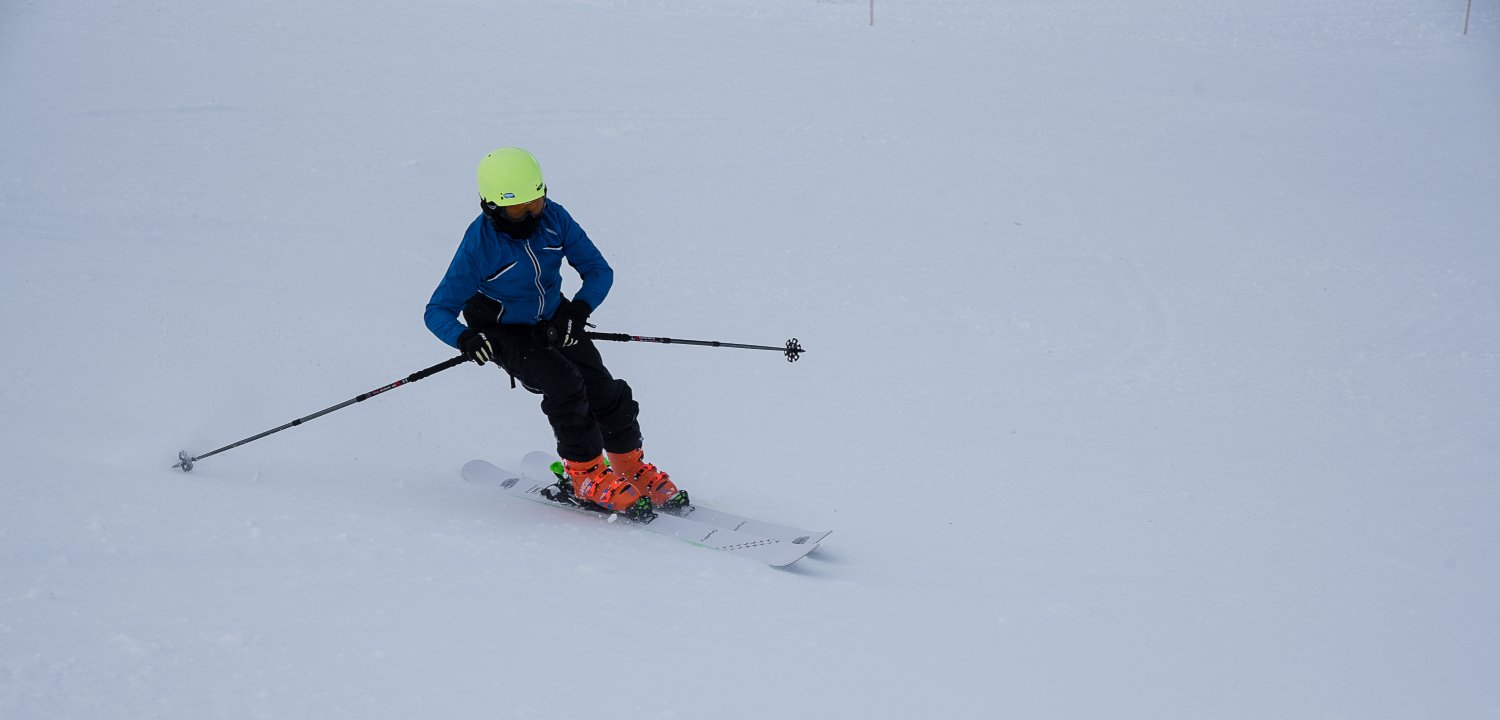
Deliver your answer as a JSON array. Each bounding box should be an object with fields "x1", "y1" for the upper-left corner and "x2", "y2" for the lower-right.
[{"x1": 3, "y1": 0, "x2": 1498, "y2": 717}]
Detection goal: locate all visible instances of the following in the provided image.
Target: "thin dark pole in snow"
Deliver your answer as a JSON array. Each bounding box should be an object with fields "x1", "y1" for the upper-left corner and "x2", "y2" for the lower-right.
[
  {"x1": 870, "y1": 0, "x2": 875, "y2": 26},
  {"x1": 173, "y1": 354, "x2": 468, "y2": 472},
  {"x1": 586, "y1": 331, "x2": 806, "y2": 362},
  {"x1": 1465, "y1": 0, "x2": 1473, "y2": 34}
]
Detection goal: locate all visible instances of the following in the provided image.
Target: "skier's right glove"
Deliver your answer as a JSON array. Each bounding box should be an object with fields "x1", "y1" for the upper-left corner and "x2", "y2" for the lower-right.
[{"x1": 458, "y1": 328, "x2": 495, "y2": 365}]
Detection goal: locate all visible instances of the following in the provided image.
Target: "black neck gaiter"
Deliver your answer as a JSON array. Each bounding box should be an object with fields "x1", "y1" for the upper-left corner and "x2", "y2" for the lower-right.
[{"x1": 482, "y1": 200, "x2": 541, "y2": 239}]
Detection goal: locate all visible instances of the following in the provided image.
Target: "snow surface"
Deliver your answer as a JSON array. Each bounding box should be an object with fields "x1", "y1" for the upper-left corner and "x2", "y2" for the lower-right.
[{"x1": 3, "y1": 0, "x2": 1498, "y2": 718}]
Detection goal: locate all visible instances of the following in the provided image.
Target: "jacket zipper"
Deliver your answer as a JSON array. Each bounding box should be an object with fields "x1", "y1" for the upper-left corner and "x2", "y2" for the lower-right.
[{"x1": 522, "y1": 239, "x2": 545, "y2": 321}]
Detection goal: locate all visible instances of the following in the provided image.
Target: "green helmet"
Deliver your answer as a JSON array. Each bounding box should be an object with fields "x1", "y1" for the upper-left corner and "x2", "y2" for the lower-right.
[{"x1": 477, "y1": 147, "x2": 546, "y2": 206}]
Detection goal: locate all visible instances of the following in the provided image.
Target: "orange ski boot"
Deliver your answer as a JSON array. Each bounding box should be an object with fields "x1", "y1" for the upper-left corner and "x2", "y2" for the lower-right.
[
  {"x1": 562, "y1": 455, "x2": 652, "y2": 519},
  {"x1": 607, "y1": 448, "x2": 688, "y2": 509}
]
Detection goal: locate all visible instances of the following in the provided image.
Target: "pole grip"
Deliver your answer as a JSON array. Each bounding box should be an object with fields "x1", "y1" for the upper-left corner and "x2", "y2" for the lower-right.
[
  {"x1": 410, "y1": 354, "x2": 469, "y2": 382},
  {"x1": 587, "y1": 332, "x2": 633, "y2": 343}
]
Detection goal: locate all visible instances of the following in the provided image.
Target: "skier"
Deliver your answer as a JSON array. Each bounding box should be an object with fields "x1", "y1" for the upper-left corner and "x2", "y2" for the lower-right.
[{"x1": 425, "y1": 147, "x2": 683, "y2": 517}]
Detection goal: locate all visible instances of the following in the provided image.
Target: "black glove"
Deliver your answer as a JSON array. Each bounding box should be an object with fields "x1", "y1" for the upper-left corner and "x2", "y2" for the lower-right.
[
  {"x1": 458, "y1": 327, "x2": 495, "y2": 365},
  {"x1": 549, "y1": 299, "x2": 592, "y2": 347}
]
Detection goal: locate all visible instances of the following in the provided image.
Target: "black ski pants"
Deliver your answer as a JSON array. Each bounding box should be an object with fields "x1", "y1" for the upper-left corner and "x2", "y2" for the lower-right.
[{"x1": 464, "y1": 302, "x2": 641, "y2": 462}]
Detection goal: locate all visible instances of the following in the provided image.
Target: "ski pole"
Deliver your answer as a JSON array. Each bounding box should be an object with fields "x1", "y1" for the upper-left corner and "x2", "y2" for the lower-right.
[
  {"x1": 586, "y1": 332, "x2": 806, "y2": 362},
  {"x1": 173, "y1": 354, "x2": 469, "y2": 472}
]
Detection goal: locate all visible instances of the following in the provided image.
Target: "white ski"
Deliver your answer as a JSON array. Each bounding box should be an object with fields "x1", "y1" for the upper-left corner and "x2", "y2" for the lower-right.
[
  {"x1": 462, "y1": 459, "x2": 819, "y2": 568},
  {"x1": 659, "y1": 505, "x2": 832, "y2": 546}
]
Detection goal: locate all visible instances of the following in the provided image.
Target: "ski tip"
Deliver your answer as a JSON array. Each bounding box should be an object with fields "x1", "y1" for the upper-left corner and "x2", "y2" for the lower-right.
[{"x1": 768, "y1": 549, "x2": 819, "y2": 568}]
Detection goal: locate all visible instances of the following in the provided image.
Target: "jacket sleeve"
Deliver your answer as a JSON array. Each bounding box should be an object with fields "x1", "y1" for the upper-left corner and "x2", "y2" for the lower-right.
[
  {"x1": 557, "y1": 206, "x2": 613, "y2": 311},
  {"x1": 424, "y1": 224, "x2": 485, "y2": 349}
]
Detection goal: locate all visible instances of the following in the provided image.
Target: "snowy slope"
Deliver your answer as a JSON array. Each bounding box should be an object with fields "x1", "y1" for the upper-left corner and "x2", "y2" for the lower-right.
[{"x1": 2, "y1": 1, "x2": 1498, "y2": 718}]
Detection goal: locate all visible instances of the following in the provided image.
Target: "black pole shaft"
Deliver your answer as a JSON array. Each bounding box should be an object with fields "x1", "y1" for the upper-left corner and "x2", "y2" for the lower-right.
[
  {"x1": 176, "y1": 354, "x2": 468, "y2": 471},
  {"x1": 591, "y1": 333, "x2": 780, "y2": 351},
  {"x1": 586, "y1": 332, "x2": 805, "y2": 361}
]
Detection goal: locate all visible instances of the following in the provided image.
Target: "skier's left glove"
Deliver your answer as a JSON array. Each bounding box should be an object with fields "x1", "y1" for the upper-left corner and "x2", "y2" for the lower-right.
[{"x1": 550, "y1": 299, "x2": 592, "y2": 347}]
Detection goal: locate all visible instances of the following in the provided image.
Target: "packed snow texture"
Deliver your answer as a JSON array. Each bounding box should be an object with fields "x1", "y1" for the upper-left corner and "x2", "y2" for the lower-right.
[{"x1": 2, "y1": 1, "x2": 1497, "y2": 718}]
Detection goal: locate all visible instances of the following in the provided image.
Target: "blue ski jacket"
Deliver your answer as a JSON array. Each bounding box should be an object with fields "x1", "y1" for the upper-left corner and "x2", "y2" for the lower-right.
[{"x1": 425, "y1": 199, "x2": 613, "y2": 349}]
